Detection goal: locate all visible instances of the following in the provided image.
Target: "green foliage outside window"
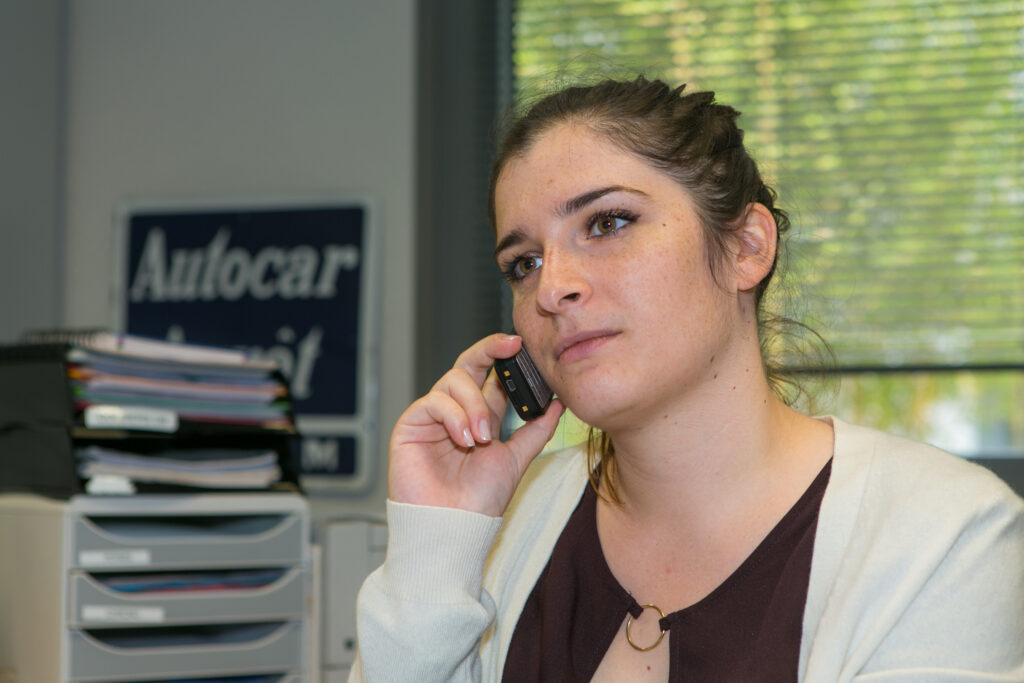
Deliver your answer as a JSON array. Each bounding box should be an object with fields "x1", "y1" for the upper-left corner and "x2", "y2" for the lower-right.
[{"x1": 513, "y1": 0, "x2": 1024, "y2": 456}]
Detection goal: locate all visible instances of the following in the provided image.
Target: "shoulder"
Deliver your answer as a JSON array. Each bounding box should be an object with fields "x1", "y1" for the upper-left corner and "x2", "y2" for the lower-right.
[
  {"x1": 480, "y1": 444, "x2": 591, "y2": 672},
  {"x1": 828, "y1": 417, "x2": 1023, "y2": 520},
  {"x1": 812, "y1": 416, "x2": 1024, "y2": 608},
  {"x1": 802, "y1": 419, "x2": 1024, "y2": 678},
  {"x1": 813, "y1": 416, "x2": 1024, "y2": 619},
  {"x1": 495, "y1": 443, "x2": 590, "y2": 550},
  {"x1": 485, "y1": 443, "x2": 589, "y2": 587},
  {"x1": 822, "y1": 416, "x2": 1024, "y2": 558}
]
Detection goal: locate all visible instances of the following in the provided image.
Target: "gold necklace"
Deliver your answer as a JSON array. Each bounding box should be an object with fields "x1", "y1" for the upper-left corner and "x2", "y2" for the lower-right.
[{"x1": 625, "y1": 603, "x2": 667, "y2": 651}]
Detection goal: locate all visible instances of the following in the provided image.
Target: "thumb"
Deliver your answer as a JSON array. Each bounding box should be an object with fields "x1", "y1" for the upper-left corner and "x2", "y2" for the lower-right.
[{"x1": 504, "y1": 399, "x2": 566, "y2": 474}]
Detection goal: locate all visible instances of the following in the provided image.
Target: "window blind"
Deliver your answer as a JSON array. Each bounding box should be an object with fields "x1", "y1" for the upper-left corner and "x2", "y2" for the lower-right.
[{"x1": 511, "y1": 0, "x2": 1023, "y2": 370}]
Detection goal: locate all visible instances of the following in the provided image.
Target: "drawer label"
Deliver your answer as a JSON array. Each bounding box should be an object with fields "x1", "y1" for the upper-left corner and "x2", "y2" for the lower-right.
[
  {"x1": 79, "y1": 549, "x2": 152, "y2": 567},
  {"x1": 82, "y1": 605, "x2": 166, "y2": 623},
  {"x1": 84, "y1": 405, "x2": 179, "y2": 433}
]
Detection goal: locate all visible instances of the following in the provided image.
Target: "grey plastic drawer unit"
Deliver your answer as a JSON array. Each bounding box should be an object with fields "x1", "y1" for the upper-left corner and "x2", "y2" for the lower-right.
[
  {"x1": 68, "y1": 565, "x2": 306, "y2": 627},
  {"x1": 67, "y1": 621, "x2": 303, "y2": 680},
  {"x1": 0, "y1": 492, "x2": 312, "y2": 682}
]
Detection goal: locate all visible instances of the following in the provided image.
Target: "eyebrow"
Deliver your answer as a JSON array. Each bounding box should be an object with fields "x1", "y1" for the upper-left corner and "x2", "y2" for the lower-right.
[
  {"x1": 493, "y1": 185, "x2": 648, "y2": 261},
  {"x1": 558, "y1": 185, "x2": 647, "y2": 218}
]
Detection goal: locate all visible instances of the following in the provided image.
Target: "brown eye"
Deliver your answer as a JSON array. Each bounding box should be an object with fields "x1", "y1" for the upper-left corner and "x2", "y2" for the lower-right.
[
  {"x1": 513, "y1": 256, "x2": 542, "y2": 279},
  {"x1": 589, "y1": 215, "x2": 630, "y2": 236}
]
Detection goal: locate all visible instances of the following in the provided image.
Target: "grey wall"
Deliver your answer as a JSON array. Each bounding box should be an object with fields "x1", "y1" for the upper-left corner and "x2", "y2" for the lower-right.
[{"x1": 0, "y1": 0, "x2": 65, "y2": 340}]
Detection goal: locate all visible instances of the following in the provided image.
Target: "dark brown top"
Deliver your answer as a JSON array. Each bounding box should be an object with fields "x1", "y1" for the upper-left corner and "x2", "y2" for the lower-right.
[{"x1": 502, "y1": 459, "x2": 832, "y2": 682}]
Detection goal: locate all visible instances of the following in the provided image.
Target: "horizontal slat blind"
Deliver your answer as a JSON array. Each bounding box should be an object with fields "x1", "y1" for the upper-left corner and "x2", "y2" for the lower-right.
[{"x1": 512, "y1": 0, "x2": 1023, "y2": 369}]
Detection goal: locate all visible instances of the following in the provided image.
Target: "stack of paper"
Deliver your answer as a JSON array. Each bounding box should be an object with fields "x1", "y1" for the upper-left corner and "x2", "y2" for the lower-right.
[
  {"x1": 14, "y1": 331, "x2": 298, "y2": 493},
  {"x1": 22, "y1": 328, "x2": 253, "y2": 364},
  {"x1": 66, "y1": 346, "x2": 290, "y2": 430},
  {"x1": 76, "y1": 446, "x2": 282, "y2": 490}
]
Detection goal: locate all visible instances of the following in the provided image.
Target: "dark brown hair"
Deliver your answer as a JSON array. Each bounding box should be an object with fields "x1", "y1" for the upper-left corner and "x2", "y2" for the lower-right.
[{"x1": 489, "y1": 76, "x2": 812, "y2": 502}]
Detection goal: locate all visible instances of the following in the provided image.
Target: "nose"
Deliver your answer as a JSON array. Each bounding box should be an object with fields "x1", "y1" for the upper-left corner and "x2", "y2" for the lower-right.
[{"x1": 536, "y1": 248, "x2": 590, "y2": 313}]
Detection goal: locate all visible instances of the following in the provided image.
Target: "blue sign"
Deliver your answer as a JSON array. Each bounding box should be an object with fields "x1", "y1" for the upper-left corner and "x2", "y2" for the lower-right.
[
  {"x1": 300, "y1": 435, "x2": 357, "y2": 476},
  {"x1": 118, "y1": 200, "x2": 376, "y2": 491}
]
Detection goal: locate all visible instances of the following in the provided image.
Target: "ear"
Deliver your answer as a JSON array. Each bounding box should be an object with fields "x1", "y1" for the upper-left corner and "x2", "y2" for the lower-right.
[{"x1": 733, "y1": 202, "x2": 778, "y2": 293}]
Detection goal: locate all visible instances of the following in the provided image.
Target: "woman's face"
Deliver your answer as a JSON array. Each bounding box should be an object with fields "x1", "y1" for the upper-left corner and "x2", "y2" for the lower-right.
[{"x1": 493, "y1": 123, "x2": 743, "y2": 432}]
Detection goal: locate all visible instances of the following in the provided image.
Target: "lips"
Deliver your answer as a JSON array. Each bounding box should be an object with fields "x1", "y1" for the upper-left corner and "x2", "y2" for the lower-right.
[{"x1": 554, "y1": 329, "x2": 620, "y2": 362}]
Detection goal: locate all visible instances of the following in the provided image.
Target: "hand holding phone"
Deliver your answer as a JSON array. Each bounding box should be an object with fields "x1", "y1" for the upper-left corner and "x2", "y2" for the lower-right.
[
  {"x1": 494, "y1": 346, "x2": 553, "y2": 421},
  {"x1": 388, "y1": 333, "x2": 562, "y2": 517}
]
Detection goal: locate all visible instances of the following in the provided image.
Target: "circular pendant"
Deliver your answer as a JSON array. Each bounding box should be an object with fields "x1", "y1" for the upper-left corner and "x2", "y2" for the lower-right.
[{"x1": 625, "y1": 603, "x2": 667, "y2": 652}]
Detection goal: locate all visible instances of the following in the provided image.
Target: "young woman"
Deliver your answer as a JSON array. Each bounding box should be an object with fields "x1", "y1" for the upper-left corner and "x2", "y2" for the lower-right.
[{"x1": 350, "y1": 77, "x2": 1024, "y2": 681}]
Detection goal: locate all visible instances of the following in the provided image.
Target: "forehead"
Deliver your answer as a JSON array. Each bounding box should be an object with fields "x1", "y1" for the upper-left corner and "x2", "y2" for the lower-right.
[
  {"x1": 493, "y1": 123, "x2": 682, "y2": 229},
  {"x1": 498, "y1": 123, "x2": 635, "y2": 189}
]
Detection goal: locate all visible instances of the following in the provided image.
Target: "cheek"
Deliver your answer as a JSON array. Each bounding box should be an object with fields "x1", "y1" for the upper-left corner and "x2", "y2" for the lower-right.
[
  {"x1": 511, "y1": 296, "x2": 540, "y2": 343},
  {"x1": 630, "y1": 234, "x2": 694, "y2": 292},
  {"x1": 631, "y1": 239, "x2": 717, "y2": 329},
  {"x1": 511, "y1": 295, "x2": 527, "y2": 329}
]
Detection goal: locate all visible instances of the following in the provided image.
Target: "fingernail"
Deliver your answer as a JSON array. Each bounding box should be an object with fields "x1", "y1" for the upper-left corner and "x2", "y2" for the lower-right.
[
  {"x1": 463, "y1": 428, "x2": 475, "y2": 448},
  {"x1": 501, "y1": 334, "x2": 518, "y2": 341},
  {"x1": 478, "y1": 419, "x2": 491, "y2": 442}
]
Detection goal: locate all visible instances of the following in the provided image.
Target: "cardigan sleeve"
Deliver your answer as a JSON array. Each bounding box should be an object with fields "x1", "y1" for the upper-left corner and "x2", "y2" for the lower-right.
[{"x1": 348, "y1": 500, "x2": 504, "y2": 683}]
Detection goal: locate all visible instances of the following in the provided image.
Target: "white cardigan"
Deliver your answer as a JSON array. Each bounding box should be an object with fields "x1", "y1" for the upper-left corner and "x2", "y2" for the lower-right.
[{"x1": 351, "y1": 419, "x2": 1024, "y2": 681}]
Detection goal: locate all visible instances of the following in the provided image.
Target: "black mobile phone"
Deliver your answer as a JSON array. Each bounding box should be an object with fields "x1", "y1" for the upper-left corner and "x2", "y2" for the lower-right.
[{"x1": 494, "y1": 346, "x2": 553, "y2": 421}]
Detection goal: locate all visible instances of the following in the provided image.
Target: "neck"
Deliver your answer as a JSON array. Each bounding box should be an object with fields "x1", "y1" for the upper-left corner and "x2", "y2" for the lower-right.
[{"x1": 602, "y1": 360, "x2": 812, "y2": 523}]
